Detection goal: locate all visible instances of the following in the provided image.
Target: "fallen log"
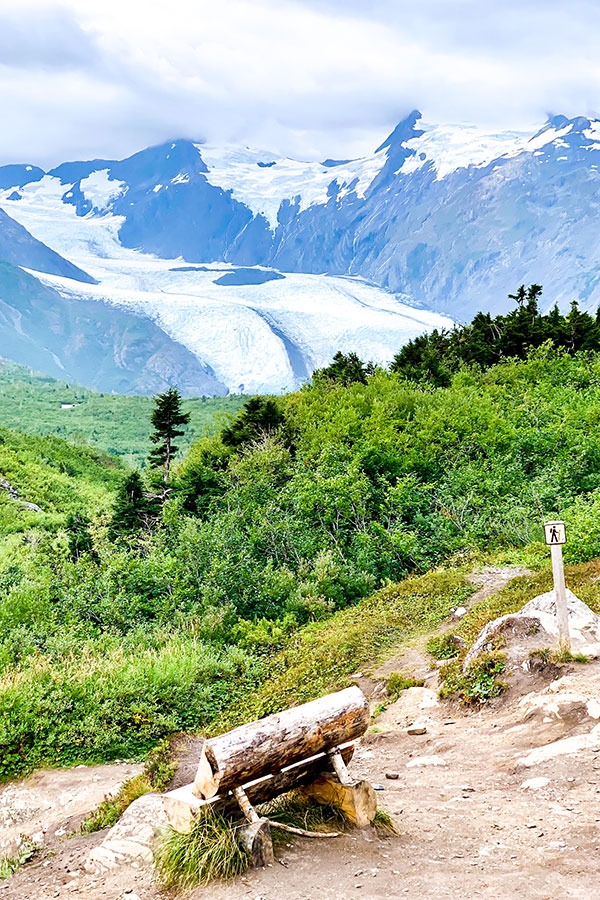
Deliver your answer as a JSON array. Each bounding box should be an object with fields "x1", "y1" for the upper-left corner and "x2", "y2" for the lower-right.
[{"x1": 194, "y1": 686, "x2": 369, "y2": 800}]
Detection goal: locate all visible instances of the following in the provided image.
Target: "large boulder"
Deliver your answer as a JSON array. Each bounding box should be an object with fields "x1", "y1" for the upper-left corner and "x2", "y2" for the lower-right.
[{"x1": 463, "y1": 588, "x2": 600, "y2": 669}]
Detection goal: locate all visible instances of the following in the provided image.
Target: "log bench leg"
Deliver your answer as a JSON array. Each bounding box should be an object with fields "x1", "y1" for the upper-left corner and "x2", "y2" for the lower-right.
[
  {"x1": 234, "y1": 786, "x2": 274, "y2": 867},
  {"x1": 298, "y1": 774, "x2": 377, "y2": 828},
  {"x1": 236, "y1": 818, "x2": 274, "y2": 867}
]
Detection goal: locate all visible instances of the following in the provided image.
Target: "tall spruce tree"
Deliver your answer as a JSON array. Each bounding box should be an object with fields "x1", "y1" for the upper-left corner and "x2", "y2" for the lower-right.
[{"x1": 148, "y1": 387, "x2": 190, "y2": 494}]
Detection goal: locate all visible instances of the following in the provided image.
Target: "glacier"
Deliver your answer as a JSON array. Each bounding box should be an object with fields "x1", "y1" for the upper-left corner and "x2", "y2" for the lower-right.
[
  {"x1": 3, "y1": 109, "x2": 600, "y2": 393},
  {"x1": 0, "y1": 173, "x2": 451, "y2": 394}
]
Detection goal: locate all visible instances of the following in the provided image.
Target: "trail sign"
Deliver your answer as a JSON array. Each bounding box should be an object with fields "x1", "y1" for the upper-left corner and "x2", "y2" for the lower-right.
[
  {"x1": 544, "y1": 520, "x2": 570, "y2": 651},
  {"x1": 544, "y1": 521, "x2": 566, "y2": 546}
]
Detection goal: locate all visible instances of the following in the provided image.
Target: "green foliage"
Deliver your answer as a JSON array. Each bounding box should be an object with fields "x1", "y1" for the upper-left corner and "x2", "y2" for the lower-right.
[
  {"x1": 109, "y1": 471, "x2": 156, "y2": 539},
  {"x1": 0, "y1": 358, "x2": 246, "y2": 467},
  {"x1": 426, "y1": 633, "x2": 462, "y2": 660},
  {"x1": 221, "y1": 396, "x2": 284, "y2": 448},
  {"x1": 0, "y1": 638, "x2": 260, "y2": 779},
  {"x1": 0, "y1": 840, "x2": 38, "y2": 880},
  {"x1": 216, "y1": 569, "x2": 473, "y2": 727},
  {"x1": 154, "y1": 807, "x2": 250, "y2": 891},
  {"x1": 391, "y1": 285, "x2": 600, "y2": 385},
  {"x1": 148, "y1": 387, "x2": 191, "y2": 486},
  {"x1": 8, "y1": 347, "x2": 600, "y2": 778},
  {"x1": 439, "y1": 653, "x2": 507, "y2": 704},
  {"x1": 315, "y1": 350, "x2": 370, "y2": 386},
  {"x1": 386, "y1": 671, "x2": 424, "y2": 699}
]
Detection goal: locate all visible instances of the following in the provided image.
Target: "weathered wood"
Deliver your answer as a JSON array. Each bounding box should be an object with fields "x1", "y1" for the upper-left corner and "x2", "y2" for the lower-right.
[
  {"x1": 234, "y1": 786, "x2": 260, "y2": 824},
  {"x1": 236, "y1": 819, "x2": 273, "y2": 867},
  {"x1": 299, "y1": 774, "x2": 377, "y2": 828},
  {"x1": 328, "y1": 748, "x2": 353, "y2": 785},
  {"x1": 164, "y1": 744, "x2": 355, "y2": 833},
  {"x1": 193, "y1": 686, "x2": 369, "y2": 799}
]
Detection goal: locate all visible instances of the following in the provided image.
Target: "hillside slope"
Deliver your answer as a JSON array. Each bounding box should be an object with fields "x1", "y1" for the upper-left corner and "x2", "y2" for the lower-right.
[{"x1": 0, "y1": 360, "x2": 245, "y2": 465}]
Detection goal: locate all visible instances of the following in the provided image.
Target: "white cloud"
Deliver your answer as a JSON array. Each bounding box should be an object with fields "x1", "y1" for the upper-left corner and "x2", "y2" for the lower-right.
[{"x1": 1, "y1": 0, "x2": 600, "y2": 166}]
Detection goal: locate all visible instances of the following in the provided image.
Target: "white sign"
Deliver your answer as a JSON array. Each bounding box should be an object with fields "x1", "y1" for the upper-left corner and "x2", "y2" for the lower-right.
[{"x1": 544, "y1": 521, "x2": 566, "y2": 546}]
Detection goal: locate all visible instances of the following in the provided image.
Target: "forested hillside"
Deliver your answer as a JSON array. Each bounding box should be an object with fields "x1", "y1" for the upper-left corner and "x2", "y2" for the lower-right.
[
  {"x1": 0, "y1": 361, "x2": 246, "y2": 466},
  {"x1": 3, "y1": 346, "x2": 600, "y2": 779}
]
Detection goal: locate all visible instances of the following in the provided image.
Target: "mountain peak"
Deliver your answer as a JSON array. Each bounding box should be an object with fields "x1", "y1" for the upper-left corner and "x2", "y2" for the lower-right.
[{"x1": 376, "y1": 110, "x2": 423, "y2": 154}]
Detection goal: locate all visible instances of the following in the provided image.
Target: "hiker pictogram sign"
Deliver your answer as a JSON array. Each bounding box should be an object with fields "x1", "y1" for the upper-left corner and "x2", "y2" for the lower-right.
[{"x1": 544, "y1": 521, "x2": 566, "y2": 546}]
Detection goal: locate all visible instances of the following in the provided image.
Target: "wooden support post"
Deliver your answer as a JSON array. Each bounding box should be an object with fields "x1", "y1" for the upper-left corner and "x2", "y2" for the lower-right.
[
  {"x1": 551, "y1": 542, "x2": 571, "y2": 652},
  {"x1": 233, "y1": 786, "x2": 274, "y2": 867},
  {"x1": 299, "y1": 774, "x2": 377, "y2": 828},
  {"x1": 328, "y1": 748, "x2": 353, "y2": 785}
]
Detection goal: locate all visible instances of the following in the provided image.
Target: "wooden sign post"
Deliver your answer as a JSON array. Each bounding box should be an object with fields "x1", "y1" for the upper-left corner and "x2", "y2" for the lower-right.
[{"x1": 544, "y1": 520, "x2": 570, "y2": 652}]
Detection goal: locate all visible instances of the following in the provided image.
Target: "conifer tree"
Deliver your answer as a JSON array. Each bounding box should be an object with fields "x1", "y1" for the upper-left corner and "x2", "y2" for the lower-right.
[
  {"x1": 221, "y1": 397, "x2": 284, "y2": 448},
  {"x1": 148, "y1": 387, "x2": 190, "y2": 493},
  {"x1": 109, "y1": 471, "x2": 154, "y2": 538}
]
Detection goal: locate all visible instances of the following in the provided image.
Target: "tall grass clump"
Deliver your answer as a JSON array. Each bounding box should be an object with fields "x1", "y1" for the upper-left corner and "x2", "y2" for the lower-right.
[{"x1": 154, "y1": 807, "x2": 249, "y2": 891}]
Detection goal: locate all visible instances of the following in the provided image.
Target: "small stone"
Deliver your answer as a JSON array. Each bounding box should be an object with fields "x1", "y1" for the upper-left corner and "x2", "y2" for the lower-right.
[
  {"x1": 372, "y1": 783, "x2": 385, "y2": 791},
  {"x1": 521, "y1": 777, "x2": 550, "y2": 791},
  {"x1": 385, "y1": 771, "x2": 400, "y2": 780},
  {"x1": 407, "y1": 724, "x2": 427, "y2": 735},
  {"x1": 453, "y1": 606, "x2": 467, "y2": 618}
]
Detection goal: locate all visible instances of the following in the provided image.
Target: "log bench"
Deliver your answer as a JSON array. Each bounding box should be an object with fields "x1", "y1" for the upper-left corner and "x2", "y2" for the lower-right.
[{"x1": 162, "y1": 686, "x2": 376, "y2": 865}]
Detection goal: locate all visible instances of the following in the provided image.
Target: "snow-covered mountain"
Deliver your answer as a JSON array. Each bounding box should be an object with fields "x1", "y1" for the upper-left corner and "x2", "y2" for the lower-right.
[{"x1": 2, "y1": 110, "x2": 600, "y2": 393}]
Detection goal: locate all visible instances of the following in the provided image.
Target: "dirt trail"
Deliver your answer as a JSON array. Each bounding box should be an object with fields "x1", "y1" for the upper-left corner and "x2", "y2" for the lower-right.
[{"x1": 4, "y1": 566, "x2": 600, "y2": 900}]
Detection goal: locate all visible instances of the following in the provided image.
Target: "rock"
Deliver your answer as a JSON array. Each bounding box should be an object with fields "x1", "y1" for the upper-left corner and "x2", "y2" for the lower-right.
[
  {"x1": 464, "y1": 588, "x2": 600, "y2": 669},
  {"x1": 517, "y1": 723, "x2": 600, "y2": 767},
  {"x1": 84, "y1": 793, "x2": 168, "y2": 875},
  {"x1": 453, "y1": 607, "x2": 467, "y2": 619},
  {"x1": 407, "y1": 724, "x2": 427, "y2": 735},
  {"x1": 521, "y1": 777, "x2": 551, "y2": 790},
  {"x1": 372, "y1": 784, "x2": 385, "y2": 791},
  {"x1": 385, "y1": 772, "x2": 400, "y2": 780}
]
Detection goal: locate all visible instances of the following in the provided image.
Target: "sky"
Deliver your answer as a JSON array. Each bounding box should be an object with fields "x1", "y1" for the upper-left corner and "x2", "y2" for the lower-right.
[{"x1": 1, "y1": 0, "x2": 599, "y2": 166}]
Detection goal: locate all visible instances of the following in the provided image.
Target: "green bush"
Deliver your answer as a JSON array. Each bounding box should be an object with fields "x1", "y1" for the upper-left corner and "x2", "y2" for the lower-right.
[{"x1": 439, "y1": 653, "x2": 507, "y2": 704}]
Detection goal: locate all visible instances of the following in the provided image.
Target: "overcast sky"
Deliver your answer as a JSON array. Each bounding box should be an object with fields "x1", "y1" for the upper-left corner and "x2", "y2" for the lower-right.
[{"x1": 1, "y1": 0, "x2": 599, "y2": 166}]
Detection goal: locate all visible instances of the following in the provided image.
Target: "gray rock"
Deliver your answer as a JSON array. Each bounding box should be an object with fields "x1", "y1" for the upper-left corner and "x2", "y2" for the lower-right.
[{"x1": 407, "y1": 724, "x2": 427, "y2": 735}]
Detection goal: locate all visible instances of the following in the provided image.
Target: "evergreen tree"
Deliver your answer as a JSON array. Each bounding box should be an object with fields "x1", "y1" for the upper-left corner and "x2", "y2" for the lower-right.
[
  {"x1": 109, "y1": 471, "x2": 155, "y2": 538},
  {"x1": 317, "y1": 351, "x2": 368, "y2": 386},
  {"x1": 65, "y1": 511, "x2": 94, "y2": 561},
  {"x1": 148, "y1": 388, "x2": 190, "y2": 493},
  {"x1": 388, "y1": 284, "x2": 600, "y2": 384},
  {"x1": 221, "y1": 397, "x2": 284, "y2": 448}
]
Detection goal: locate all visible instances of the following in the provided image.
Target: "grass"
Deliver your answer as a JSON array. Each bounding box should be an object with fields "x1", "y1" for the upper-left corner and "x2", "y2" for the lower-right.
[
  {"x1": 426, "y1": 633, "x2": 463, "y2": 660},
  {"x1": 261, "y1": 792, "x2": 351, "y2": 846},
  {"x1": 154, "y1": 806, "x2": 249, "y2": 891},
  {"x1": 0, "y1": 840, "x2": 39, "y2": 880},
  {"x1": 154, "y1": 790, "x2": 394, "y2": 891},
  {"x1": 386, "y1": 671, "x2": 424, "y2": 700},
  {"x1": 215, "y1": 568, "x2": 474, "y2": 731},
  {"x1": 373, "y1": 807, "x2": 399, "y2": 836},
  {"x1": 530, "y1": 647, "x2": 591, "y2": 665},
  {"x1": 439, "y1": 652, "x2": 508, "y2": 704}
]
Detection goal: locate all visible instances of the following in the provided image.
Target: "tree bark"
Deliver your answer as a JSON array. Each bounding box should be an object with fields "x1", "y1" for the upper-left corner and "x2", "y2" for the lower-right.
[{"x1": 193, "y1": 686, "x2": 369, "y2": 800}]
